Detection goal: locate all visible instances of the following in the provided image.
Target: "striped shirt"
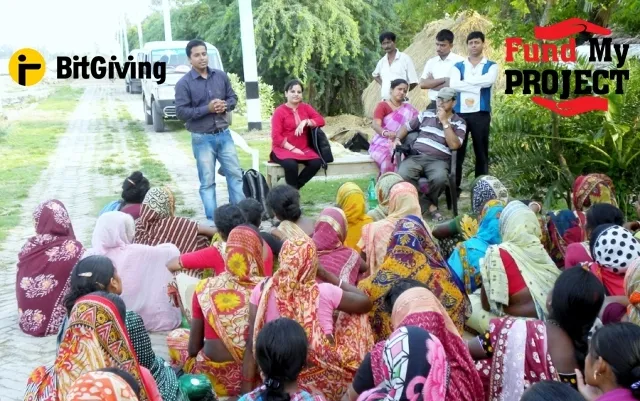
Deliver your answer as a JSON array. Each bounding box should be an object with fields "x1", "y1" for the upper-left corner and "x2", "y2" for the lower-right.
[{"x1": 405, "y1": 111, "x2": 466, "y2": 161}]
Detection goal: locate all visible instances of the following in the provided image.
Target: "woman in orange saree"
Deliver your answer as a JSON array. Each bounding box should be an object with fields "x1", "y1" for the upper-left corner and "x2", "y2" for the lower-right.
[
  {"x1": 167, "y1": 225, "x2": 266, "y2": 398},
  {"x1": 243, "y1": 237, "x2": 374, "y2": 401},
  {"x1": 24, "y1": 293, "x2": 155, "y2": 401}
]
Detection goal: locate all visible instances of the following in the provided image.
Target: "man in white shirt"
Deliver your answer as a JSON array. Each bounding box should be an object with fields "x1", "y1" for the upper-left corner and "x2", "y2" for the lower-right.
[
  {"x1": 419, "y1": 29, "x2": 464, "y2": 110},
  {"x1": 372, "y1": 32, "x2": 418, "y2": 100},
  {"x1": 450, "y1": 31, "x2": 499, "y2": 192}
]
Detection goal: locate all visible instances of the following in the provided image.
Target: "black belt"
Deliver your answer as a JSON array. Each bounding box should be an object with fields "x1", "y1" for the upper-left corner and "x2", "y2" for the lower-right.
[{"x1": 205, "y1": 127, "x2": 227, "y2": 134}]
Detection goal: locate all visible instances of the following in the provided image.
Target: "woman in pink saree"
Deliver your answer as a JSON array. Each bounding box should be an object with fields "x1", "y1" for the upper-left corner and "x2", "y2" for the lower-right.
[
  {"x1": 370, "y1": 79, "x2": 419, "y2": 175},
  {"x1": 312, "y1": 207, "x2": 366, "y2": 285}
]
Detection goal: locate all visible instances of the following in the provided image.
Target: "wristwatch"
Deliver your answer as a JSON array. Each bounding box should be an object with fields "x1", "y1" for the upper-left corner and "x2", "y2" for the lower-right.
[{"x1": 442, "y1": 123, "x2": 450, "y2": 130}]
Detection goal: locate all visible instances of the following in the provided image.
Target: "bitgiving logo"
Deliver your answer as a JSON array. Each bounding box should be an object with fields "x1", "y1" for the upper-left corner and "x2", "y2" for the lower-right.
[{"x1": 8, "y1": 48, "x2": 46, "y2": 87}]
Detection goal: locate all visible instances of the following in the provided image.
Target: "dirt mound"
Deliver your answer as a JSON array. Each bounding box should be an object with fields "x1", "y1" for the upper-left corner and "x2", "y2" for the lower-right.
[
  {"x1": 362, "y1": 11, "x2": 502, "y2": 118},
  {"x1": 324, "y1": 114, "x2": 375, "y2": 144}
]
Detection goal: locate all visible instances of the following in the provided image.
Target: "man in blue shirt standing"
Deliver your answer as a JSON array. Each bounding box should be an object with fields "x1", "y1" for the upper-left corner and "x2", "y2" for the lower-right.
[
  {"x1": 175, "y1": 39, "x2": 245, "y2": 223},
  {"x1": 450, "y1": 31, "x2": 498, "y2": 193}
]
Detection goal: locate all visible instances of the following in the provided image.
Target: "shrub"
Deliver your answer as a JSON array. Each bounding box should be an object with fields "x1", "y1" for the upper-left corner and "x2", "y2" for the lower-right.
[{"x1": 227, "y1": 72, "x2": 276, "y2": 123}]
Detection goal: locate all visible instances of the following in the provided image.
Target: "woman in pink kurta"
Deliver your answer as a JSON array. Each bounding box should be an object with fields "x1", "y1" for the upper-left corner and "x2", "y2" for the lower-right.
[{"x1": 270, "y1": 79, "x2": 326, "y2": 189}]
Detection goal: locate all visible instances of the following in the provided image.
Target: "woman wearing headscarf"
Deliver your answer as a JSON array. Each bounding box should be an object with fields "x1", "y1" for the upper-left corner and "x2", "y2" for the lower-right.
[
  {"x1": 167, "y1": 226, "x2": 266, "y2": 399},
  {"x1": 366, "y1": 172, "x2": 404, "y2": 222},
  {"x1": 26, "y1": 292, "x2": 158, "y2": 401},
  {"x1": 346, "y1": 284, "x2": 484, "y2": 401},
  {"x1": 83, "y1": 211, "x2": 181, "y2": 331},
  {"x1": 242, "y1": 237, "x2": 374, "y2": 401},
  {"x1": 358, "y1": 182, "x2": 424, "y2": 274},
  {"x1": 357, "y1": 326, "x2": 450, "y2": 401},
  {"x1": 547, "y1": 173, "x2": 618, "y2": 267},
  {"x1": 57, "y1": 256, "x2": 184, "y2": 401},
  {"x1": 17, "y1": 199, "x2": 84, "y2": 337},
  {"x1": 448, "y1": 200, "x2": 504, "y2": 294},
  {"x1": 336, "y1": 182, "x2": 373, "y2": 252},
  {"x1": 432, "y1": 175, "x2": 509, "y2": 258},
  {"x1": 469, "y1": 266, "x2": 606, "y2": 400},
  {"x1": 359, "y1": 215, "x2": 467, "y2": 341},
  {"x1": 472, "y1": 201, "x2": 560, "y2": 333},
  {"x1": 589, "y1": 224, "x2": 640, "y2": 296},
  {"x1": 312, "y1": 207, "x2": 366, "y2": 285},
  {"x1": 133, "y1": 187, "x2": 214, "y2": 253},
  {"x1": 565, "y1": 203, "x2": 625, "y2": 268}
]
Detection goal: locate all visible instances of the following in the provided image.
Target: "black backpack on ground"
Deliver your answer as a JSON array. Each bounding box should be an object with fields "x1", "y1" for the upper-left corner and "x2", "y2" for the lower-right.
[{"x1": 242, "y1": 169, "x2": 273, "y2": 220}]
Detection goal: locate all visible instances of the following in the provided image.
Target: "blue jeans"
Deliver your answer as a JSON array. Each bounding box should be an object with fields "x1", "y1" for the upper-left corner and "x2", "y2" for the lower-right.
[{"x1": 191, "y1": 130, "x2": 245, "y2": 221}]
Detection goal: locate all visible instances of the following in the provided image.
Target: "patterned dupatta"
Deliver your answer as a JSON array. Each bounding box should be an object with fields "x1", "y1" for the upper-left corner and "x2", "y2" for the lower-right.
[
  {"x1": 572, "y1": 173, "x2": 617, "y2": 212},
  {"x1": 336, "y1": 182, "x2": 373, "y2": 252},
  {"x1": 196, "y1": 226, "x2": 265, "y2": 362},
  {"x1": 25, "y1": 294, "x2": 150, "y2": 401},
  {"x1": 254, "y1": 237, "x2": 373, "y2": 401},
  {"x1": 277, "y1": 220, "x2": 311, "y2": 240},
  {"x1": 133, "y1": 187, "x2": 209, "y2": 253},
  {"x1": 481, "y1": 201, "x2": 560, "y2": 319},
  {"x1": 359, "y1": 215, "x2": 468, "y2": 342},
  {"x1": 382, "y1": 102, "x2": 418, "y2": 132},
  {"x1": 17, "y1": 199, "x2": 84, "y2": 337},
  {"x1": 358, "y1": 326, "x2": 449, "y2": 401},
  {"x1": 312, "y1": 207, "x2": 361, "y2": 284},
  {"x1": 370, "y1": 288, "x2": 484, "y2": 401},
  {"x1": 360, "y1": 182, "x2": 424, "y2": 274},
  {"x1": 367, "y1": 173, "x2": 405, "y2": 222}
]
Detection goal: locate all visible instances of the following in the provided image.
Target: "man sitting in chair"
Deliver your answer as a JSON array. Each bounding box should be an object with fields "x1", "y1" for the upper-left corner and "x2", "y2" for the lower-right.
[{"x1": 395, "y1": 87, "x2": 466, "y2": 222}]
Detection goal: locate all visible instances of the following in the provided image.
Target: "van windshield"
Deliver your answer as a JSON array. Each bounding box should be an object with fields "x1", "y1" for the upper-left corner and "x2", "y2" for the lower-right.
[{"x1": 151, "y1": 48, "x2": 222, "y2": 71}]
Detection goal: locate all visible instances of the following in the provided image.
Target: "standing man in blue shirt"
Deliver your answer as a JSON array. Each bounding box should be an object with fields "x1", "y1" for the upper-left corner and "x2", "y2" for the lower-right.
[
  {"x1": 450, "y1": 31, "x2": 498, "y2": 193},
  {"x1": 175, "y1": 39, "x2": 245, "y2": 223}
]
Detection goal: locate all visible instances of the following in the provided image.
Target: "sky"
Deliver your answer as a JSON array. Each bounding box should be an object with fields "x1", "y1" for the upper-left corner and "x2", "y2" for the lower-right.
[{"x1": 0, "y1": 0, "x2": 154, "y2": 55}]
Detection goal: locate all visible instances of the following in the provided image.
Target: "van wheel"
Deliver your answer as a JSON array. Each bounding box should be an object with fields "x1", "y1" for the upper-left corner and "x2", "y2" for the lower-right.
[
  {"x1": 152, "y1": 101, "x2": 165, "y2": 133},
  {"x1": 143, "y1": 97, "x2": 152, "y2": 125}
]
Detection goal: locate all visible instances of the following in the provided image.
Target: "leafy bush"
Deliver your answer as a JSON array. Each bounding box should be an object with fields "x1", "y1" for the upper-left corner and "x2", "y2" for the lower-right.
[
  {"x1": 227, "y1": 73, "x2": 276, "y2": 122},
  {"x1": 490, "y1": 57, "x2": 640, "y2": 216}
]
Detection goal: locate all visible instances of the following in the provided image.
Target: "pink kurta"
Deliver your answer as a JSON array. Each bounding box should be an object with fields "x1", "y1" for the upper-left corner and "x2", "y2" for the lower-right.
[{"x1": 270, "y1": 103, "x2": 325, "y2": 161}]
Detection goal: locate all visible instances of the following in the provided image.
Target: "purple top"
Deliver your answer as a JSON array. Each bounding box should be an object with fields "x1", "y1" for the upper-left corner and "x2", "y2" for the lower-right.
[{"x1": 597, "y1": 388, "x2": 636, "y2": 401}]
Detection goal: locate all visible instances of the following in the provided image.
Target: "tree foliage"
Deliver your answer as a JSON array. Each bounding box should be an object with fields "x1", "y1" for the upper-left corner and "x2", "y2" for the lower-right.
[{"x1": 126, "y1": 0, "x2": 395, "y2": 115}]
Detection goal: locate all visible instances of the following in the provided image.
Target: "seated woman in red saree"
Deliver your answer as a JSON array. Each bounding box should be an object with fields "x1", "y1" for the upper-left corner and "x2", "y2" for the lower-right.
[
  {"x1": 17, "y1": 199, "x2": 84, "y2": 337},
  {"x1": 588, "y1": 224, "x2": 640, "y2": 296},
  {"x1": 345, "y1": 282, "x2": 484, "y2": 401},
  {"x1": 468, "y1": 265, "x2": 605, "y2": 399},
  {"x1": 312, "y1": 207, "x2": 366, "y2": 285},
  {"x1": 25, "y1": 292, "x2": 159, "y2": 401},
  {"x1": 369, "y1": 79, "x2": 418, "y2": 175},
  {"x1": 166, "y1": 226, "x2": 266, "y2": 399},
  {"x1": 270, "y1": 79, "x2": 325, "y2": 190},
  {"x1": 242, "y1": 237, "x2": 374, "y2": 401}
]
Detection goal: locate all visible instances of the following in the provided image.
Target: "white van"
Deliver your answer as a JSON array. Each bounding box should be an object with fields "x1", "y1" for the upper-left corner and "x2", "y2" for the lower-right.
[
  {"x1": 140, "y1": 41, "x2": 224, "y2": 132},
  {"x1": 125, "y1": 49, "x2": 144, "y2": 94}
]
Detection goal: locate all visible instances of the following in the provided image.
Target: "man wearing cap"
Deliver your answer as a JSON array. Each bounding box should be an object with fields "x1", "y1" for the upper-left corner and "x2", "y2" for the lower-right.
[{"x1": 394, "y1": 87, "x2": 466, "y2": 221}]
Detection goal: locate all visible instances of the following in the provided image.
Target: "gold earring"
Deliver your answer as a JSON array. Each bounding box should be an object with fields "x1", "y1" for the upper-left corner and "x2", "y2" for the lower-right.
[{"x1": 594, "y1": 372, "x2": 598, "y2": 381}]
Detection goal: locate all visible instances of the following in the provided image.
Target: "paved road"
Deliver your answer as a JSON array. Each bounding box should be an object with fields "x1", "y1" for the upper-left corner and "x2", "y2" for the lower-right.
[{"x1": 0, "y1": 81, "x2": 220, "y2": 399}]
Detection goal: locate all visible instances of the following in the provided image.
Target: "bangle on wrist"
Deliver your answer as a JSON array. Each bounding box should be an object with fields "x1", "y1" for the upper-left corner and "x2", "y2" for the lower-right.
[{"x1": 338, "y1": 279, "x2": 343, "y2": 289}]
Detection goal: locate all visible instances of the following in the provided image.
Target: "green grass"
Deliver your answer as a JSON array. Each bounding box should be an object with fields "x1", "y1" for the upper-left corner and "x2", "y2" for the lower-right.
[
  {"x1": 0, "y1": 86, "x2": 84, "y2": 244},
  {"x1": 300, "y1": 177, "x2": 374, "y2": 216},
  {"x1": 93, "y1": 194, "x2": 119, "y2": 216},
  {"x1": 116, "y1": 106, "x2": 189, "y2": 209}
]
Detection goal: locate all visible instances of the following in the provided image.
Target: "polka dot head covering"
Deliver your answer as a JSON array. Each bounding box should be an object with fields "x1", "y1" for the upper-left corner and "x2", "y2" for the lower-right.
[{"x1": 591, "y1": 224, "x2": 640, "y2": 275}]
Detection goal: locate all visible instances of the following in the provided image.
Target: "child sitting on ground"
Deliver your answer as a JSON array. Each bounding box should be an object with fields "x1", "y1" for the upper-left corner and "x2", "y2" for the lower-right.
[{"x1": 240, "y1": 318, "x2": 325, "y2": 401}]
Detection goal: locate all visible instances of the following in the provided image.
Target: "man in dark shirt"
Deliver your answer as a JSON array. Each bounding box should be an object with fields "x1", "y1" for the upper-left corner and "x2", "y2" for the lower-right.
[
  {"x1": 175, "y1": 39, "x2": 246, "y2": 223},
  {"x1": 395, "y1": 87, "x2": 465, "y2": 221}
]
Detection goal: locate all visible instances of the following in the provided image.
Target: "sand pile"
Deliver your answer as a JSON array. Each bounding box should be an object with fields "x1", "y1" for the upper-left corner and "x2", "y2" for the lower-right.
[
  {"x1": 324, "y1": 114, "x2": 375, "y2": 144},
  {"x1": 362, "y1": 11, "x2": 503, "y2": 118}
]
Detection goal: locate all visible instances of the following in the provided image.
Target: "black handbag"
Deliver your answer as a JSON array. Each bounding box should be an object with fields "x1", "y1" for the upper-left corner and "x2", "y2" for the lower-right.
[{"x1": 308, "y1": 127, "x2": 334, "y2": 170}]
